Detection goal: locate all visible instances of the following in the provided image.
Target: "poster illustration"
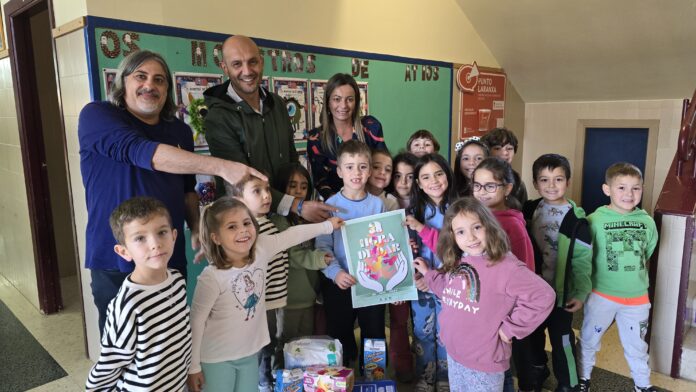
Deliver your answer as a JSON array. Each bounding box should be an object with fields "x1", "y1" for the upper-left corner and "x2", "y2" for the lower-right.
[
  {"x1": 173, "y1": 72, "x2": 224, "y2": 151},
  {"x1": 357, "y1": 81, "x2": 369, "y2": 117},
  {"x1": 309, "y1": 79, "x2": 328, "y2": 129},
  {"x1": 457, "y1": 63, "x2": 506, "y2": 139},
  {"x1": 102, "y1": 68, "x2": 117, "y2": 98},
  {"x1": 341, "y1": 210, "x2": 418, "y2": 308},
  {"x1": 274, "y1": 77, "x2": 309, "y2": 141}
]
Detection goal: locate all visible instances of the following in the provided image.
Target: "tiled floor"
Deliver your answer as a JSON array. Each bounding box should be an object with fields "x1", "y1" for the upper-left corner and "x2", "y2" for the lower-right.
[{"x1": 2, "y1": 274, "x2": 696, "y2": 392}]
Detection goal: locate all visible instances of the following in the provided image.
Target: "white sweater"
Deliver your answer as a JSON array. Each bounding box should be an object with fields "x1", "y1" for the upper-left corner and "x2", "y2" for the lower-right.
[{"x1": 189, "y1": 221, "x2": 334, "y2": 373}]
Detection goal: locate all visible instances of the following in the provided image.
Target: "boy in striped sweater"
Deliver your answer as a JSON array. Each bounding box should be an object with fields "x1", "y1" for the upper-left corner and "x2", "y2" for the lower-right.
[
  {"x1": 86, "y1": 197, "x2": 192, "y2": 391},
  {"x1": 226, "y1": 176, "x2": 290, "y2": 392}
]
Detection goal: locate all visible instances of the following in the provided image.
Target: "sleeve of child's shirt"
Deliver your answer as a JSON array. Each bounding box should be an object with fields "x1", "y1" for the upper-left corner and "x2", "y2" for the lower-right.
[
  {"x1": 258, "y1": 221, "x2": 333, "y2": 260},
  {"x1": 418, "y1": 225, "x2": 439, "y2": 254},
  {"x1": 508, "y1": 222, "x2": 536, "y2": 272},
  {"x1": 501, "y1": 263, "x2": 555, "y2": 341},
  {"x1": 646, "y1": 218, "x2": 659, "y2": 259},
  {"x1": 318, "y1": 230, "x2": 340, "y2": 281},
  {"x1": 570, "y1": 218, "x2": 593, "y2": 302},
  {"x1": 189, "y1": 269, "x2": 220, "y2": 374},
  {"x1": 424, "y1": 269, "x2": 447, "y2": 298},
  {"x1": 85, "y1": 295, "x2": 137, "y2": 390}
]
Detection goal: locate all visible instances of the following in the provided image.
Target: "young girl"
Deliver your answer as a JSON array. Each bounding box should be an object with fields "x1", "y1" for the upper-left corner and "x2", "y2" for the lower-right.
[
  {"x1": 367, "y1": 148, "x2": 399, "y2": 211},
  {"x1": 187, "y1": 197, "x2": 342, "y2": 392},
  {"x1": 472, "y1": 157, "x2": 534, "y2": 272},
  {"x1": 453, "y1": 137, "x2": 489, "y2": 197},
  {"x1": 271, "y1": 163, "x2": 332, "y2": 345},
  {"x1": 366, "y1": 149, "x2": 414, "y2": 382},
  {"x1": 407, "y1": 129, "x2": 441, "y2": 158},
  {"x1": 472, "y1": 157, "x2": 536, "y2": 392},
  {"x1": 413, "y1": 197, "x2": 554, "y2": 392},
  {"x1": 389, "y1": 152, "x2": 418, "y2": 210},
  {"x1": 407, "y1": 153, "x2": 455, "y2": 392}
]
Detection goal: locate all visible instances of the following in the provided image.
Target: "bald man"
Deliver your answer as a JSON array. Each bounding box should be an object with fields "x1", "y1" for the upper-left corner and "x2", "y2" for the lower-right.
[{"x1": 203, "y1": 36, "x2": 334, "y2": 222}]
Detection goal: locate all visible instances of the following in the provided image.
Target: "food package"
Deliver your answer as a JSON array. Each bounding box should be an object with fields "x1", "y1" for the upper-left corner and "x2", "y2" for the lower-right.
[
  {"x1": 303, "y1": 366, "x2": 354, "y2": 392},
  {"x1": 363, "y1": 338, "x2": 386, "y2": 381},
  {"x1": 352, "y1": 380, "x2": 397, "y2": 392},
  {"x1": 274, "y1": 368, "x2": 304, "y2": 392},
  {"x1": 284, "y1": 337, "x2": 342, "y2": 369}
]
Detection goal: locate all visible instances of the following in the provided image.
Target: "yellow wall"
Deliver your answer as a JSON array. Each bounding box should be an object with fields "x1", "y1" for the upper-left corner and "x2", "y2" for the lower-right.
[{"x1": 84, "y1": 0, "x2": 499, "y2": 66}]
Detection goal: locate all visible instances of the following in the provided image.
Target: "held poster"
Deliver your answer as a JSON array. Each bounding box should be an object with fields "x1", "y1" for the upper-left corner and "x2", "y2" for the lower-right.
[
  {"x1": 341, "y1": 210, "x2": 418, "y2": 308},
  {"x1": 457, "y1": 62, "x2": 506, "y2": 139}
]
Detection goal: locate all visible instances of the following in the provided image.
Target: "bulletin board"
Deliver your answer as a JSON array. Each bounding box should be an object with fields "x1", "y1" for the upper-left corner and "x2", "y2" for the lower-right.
[{"x1": 83, "y1": 16, "x2": 454, "y2": 159}]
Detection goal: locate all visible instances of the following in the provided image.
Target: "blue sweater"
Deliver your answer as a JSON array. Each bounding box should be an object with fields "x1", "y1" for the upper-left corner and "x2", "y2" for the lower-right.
[
  {"x1": 78, "y1": 102, "x2": 195, "y2": 272},
  {"x1": 317, "y1": 191, "x2": 385, "y2": 281},
  {"x1": 419, "y1": 204, "x2": 445, "y2": 269}
]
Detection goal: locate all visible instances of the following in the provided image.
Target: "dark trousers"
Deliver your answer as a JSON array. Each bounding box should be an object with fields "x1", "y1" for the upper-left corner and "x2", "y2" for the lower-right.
[
  {"x1": 321, "y1": 276, "x2": 386, "y2": 370},
  {"x1": 90, "y1": 269, "x2": 130, "y2": 336},
  {"x1": 516, "y1": 306, "x2": 578, "y2": 389}
]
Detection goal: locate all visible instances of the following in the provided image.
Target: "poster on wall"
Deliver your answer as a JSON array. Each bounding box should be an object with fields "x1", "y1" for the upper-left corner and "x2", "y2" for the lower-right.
[
  {"x1": 357, "y1": 81, "x2": 369, "y2": 117},
  {"x1": 173, "y1": 72, "x2": 224, "y2": 151},
  {"x1": 309, "y1": 79, "x2": 327, "y2": 130},
  {"x1": 274, "y1": 77, "x2": 309, "y2": 142},
  {"x1": 341, "y1": 210, "x2": 418, "y2": 308},
  {"x1": 102, "y1": 68, "x2": 117, "y2": 97},
  {"x1": 457, "y1": 62, "x2": 506, "y2": 139},
  {"x1": 262, "y1": 76, "x2": 271, "y2": 92}
]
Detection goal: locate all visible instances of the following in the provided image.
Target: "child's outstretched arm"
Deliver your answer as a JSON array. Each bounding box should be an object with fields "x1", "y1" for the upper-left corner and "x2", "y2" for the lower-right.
[
  {"x1": 405, "y1": 215, "x2": 439, "y2": 253},
  {"x1": 567, "y1": 218, "x2": 593, "y2": 312},
  {"x1": 258, "y1": 217, "x2": 343, "y2": 261},
  {"x1": 85, "y1": 303, "x2": 137, "y2": 390},
  {"x1": 501, "y1": 263, "x2": 555, "y2": 341}
]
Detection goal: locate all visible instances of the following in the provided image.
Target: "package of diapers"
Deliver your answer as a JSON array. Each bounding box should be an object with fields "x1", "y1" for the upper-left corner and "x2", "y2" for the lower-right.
[{"x1": 284, "y1": 337, "x2": 343, "y2": 369}]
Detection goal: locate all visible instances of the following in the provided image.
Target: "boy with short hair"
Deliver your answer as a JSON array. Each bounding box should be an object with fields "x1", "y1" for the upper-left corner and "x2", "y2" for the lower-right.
[
  {"x1": 86, "y1": 196, "x2": 192, "y2": 391},
  {"x1": 521, "y1": 154, "x2": 592, "y2": 392},
  {"x1": 577, "y1": 162, "x2": 658, "y2": 392},
  {"x1": 316, "y1": 139, "x2": 386, "y2": 368},
  {"x1": 481, "y1": 127, "x2": 528, "y2": 205},
  {"x1": 226, "y1": 175, "x2": 287, "y2": 392}
]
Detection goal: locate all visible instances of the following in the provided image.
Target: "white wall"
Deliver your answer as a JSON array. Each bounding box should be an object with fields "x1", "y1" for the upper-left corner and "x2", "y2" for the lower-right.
[{"x1": 523, "y1": 99, "x2": 683, "y2": 210}]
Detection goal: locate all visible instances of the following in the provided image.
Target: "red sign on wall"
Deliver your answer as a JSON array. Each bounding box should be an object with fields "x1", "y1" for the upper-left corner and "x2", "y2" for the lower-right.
[{"x1": 457, "y1": 63, "x2": 506, "y2": 139}]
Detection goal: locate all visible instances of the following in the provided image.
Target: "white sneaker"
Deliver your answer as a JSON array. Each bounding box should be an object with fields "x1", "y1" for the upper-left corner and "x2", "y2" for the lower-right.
[
  {"x1": 414, "y1": 379, "x2": 435, "y2": 392},
  {"x1": 436, "y1": 380, "x2": 450, "y2": 392}
]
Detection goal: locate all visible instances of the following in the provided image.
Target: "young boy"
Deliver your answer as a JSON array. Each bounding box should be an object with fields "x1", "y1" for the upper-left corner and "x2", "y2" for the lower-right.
[
  {"x1": 481, "y1": 127, "x2": 528, "y2": 205},
  {"x1": 315, "y1": 139, "x2": 386, "y2": 368},
  {"x1": 226, "y1": 176, "x2": 286, "y2": 392},
  {"x1": 407, "y1": 129, "x2": 440, "y2": 158},
  {"x1": 521, "y1": 154, "x2": 592, "y2": 392},
  {"x1": 86, "y1": 197, "x2": 191, "y2": 391},
  {"x1": 577, "y1": 162, "x2": 658, "y2": 392}
]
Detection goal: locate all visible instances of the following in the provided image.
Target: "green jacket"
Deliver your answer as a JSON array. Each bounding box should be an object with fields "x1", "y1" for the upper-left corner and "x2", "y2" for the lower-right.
[
  {"x1": 523, "y1": 198, "x2": 592, "y2": 307},
  {"x1": 203, "y1": 81, "x2": 298, "y2": 211},
  {"x1": 587, "y1": 206, "x2": 658, "y2": 298},
  {"x1": 270, "y1": 214, "x2": 327, "y2": 309}
]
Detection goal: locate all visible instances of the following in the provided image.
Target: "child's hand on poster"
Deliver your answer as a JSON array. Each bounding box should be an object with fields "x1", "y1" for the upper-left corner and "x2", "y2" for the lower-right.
[
  {"x1": 385, "y1": 256, "x2": 407, "y2": 291},
  {"x1": 334, "y1": 270, "x2": 356, "y2": 290},
  {"x1": 413, "y1": 257, "x2": 430, "y2": 275},
  {"x1": 404, "y1": 215, "x2": 425, "y2": 233},
  {"x1": 413, "y1": 258, "x2": 430, "y2": 292},
  {"x1": 357, "y1": 259, "x2": 384, "y2": 293}
]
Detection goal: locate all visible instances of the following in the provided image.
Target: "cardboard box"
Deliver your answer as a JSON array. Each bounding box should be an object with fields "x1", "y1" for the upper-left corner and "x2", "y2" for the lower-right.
[
  {"x1": 274, "y1": 368, "x2": 304, "y2": 392},
  {"x1": 303, "y1": 366, "x2": 354, "y2": 392},
  {"x1": 363, "y1": 339, "x2": 387, "y2": 381},
  {"x1": 352, "y1": 380, "x2": 397, "y2": 392}
]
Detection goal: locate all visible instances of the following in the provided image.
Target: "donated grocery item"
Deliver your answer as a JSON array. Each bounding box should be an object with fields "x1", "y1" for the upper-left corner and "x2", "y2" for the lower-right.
[
  {"x1": 363, "y1": 338, "x2": 386, "y2": 381},
  {"x1": 284, "y1": 337, "x2": 343, "y2": 369},
  {"x1": 303, "y1": 366, "x2": 354, "y2": 392},
  {"x1": 352, "y1": 380, "x2": 397, "y2": 392},
  {"x1": 274, "y1": 368, "x2": 304, "y2": 392}
]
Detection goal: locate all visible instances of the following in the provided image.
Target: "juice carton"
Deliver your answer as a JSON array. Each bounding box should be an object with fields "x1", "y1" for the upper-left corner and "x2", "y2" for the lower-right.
[
  {"x1": 274, "y1": 368, "x2": 304, "y2": 392},
  {"x1": 363, "y1": 338, "x2": 386, "y2": 381},
  {"x1": 303, "y1": 365, "x2": 354, "y2": 392}
]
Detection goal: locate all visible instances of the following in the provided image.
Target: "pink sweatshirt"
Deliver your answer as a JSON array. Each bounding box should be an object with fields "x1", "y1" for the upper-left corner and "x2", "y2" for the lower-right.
[
  {"x1": 425, "y1": 254, "x2": 554, "y2": 372},
  {"x1": 493, "y1": 209, "x2": 535, "y2": 272},
  {"x1": 417, "y1": 208, "x2": 535, "y2": 272}
]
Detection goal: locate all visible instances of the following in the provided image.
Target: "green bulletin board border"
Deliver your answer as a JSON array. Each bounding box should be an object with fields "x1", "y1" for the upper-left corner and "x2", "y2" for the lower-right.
[{"x1": 83, "y1": 16, "x2": 455, "y2": 159}]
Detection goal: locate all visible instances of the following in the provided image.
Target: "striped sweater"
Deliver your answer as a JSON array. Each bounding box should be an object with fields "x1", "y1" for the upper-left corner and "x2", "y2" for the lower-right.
[
  {"x1": 86, "y1": 269, "x2": 192, "y2": 391},
  {"x1": 258, "y1": 216, "x2": 289, "y2": 310}
]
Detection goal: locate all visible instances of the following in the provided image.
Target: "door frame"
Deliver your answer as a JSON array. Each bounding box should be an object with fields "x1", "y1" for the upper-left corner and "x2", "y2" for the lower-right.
[
  {"x1": 4, "y1": 0, "x2": 64, "y2": 313},
  {"x1": 573, "y1": 119, "x2": 659, "y2": 214}
]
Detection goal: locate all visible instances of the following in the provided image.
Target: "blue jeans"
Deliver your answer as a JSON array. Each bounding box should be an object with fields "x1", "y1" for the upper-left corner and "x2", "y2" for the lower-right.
[
  {"x1": 411, "y1": 291, "x2": 448, "y2": 384},
  {"x1": 90, "y1": 269, "x2": 130, "y2": 336}
]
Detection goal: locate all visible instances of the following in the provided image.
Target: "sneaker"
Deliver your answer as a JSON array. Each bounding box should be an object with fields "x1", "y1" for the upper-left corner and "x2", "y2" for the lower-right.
[
  {"x1": 435, "y1": 381, "x2": 450, "y2": 392},
  {"x1": 634, "y1": 386, "x2": 658, "y2": 392},
  {"x1": 575, "y1": 379, "x2": 590, "y2": 392},
  {"x1": 414, "y1": 379, "x2": 435, "y2": 392}
]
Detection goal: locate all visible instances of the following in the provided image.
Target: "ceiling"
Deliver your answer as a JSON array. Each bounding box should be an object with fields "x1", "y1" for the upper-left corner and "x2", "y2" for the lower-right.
[{"x1": 455, "y1": 0, "x2": 696, "y2": 102}]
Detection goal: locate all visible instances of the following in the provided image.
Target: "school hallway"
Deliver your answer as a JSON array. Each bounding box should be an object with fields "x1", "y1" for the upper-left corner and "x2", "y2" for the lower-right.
[{"x1": 0, "y1": 274, "x2": 693, "y2": 392}]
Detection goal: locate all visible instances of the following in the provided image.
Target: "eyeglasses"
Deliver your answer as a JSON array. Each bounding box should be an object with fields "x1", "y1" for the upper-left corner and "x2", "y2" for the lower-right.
[{"x1": 473, "y1": 182, "x2": 505, "y2": 193}]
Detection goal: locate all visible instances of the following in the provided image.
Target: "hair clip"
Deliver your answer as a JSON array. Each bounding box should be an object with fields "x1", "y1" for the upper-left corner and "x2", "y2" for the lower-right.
[
  {"x1": 455, "y1": 136, "x2": 482, "y2": 152},
  {"x1": 455, "y1": 141, "x2": 465, "y2": 152}
]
